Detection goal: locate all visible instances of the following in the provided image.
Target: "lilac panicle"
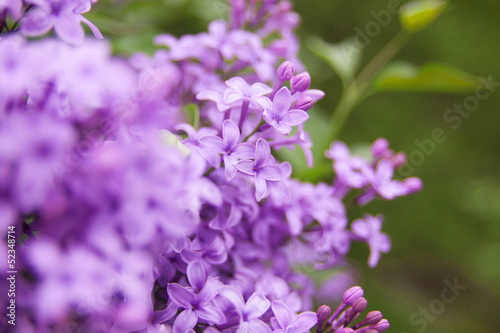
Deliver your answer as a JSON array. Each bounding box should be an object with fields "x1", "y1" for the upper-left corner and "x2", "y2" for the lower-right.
[{"x1": 1, "y1": 0, "x2": 421, "y2": 332}]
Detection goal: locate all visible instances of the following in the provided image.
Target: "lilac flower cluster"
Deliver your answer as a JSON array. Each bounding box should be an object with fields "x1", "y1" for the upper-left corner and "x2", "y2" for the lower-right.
[{"x1": 0, "y1": 1, "x2": 422, "y2": 332}]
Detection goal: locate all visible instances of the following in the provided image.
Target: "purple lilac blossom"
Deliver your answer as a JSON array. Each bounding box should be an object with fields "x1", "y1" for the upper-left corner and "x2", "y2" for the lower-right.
[{"x1": 0, "y1": 0, "x2": 422, "y2": 332}]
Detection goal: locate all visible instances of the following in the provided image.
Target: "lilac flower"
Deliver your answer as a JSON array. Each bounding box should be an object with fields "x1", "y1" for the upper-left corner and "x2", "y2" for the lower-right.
[
  {"x1": 175, "y1": 123, "x2": 221, "y2": 168},
  {"x1": 199, "y1": 120, "x2": 255, "y2": 181},
  {"x1": 22, "y1": 0, "x2": 103, "y2": 44},
  {"x1": 167, "y1": 261, "x2": 225, "y2": 332},
  {"x1": 223, "y1": 76, "x2": 272, "y2": 109},
  {"x1": 326, "y1": 141, "x2": 370, "y2": 190},
  {"x1": 351, "y1": 214, "x2": 391, "y2": 268},
  {"x1": 220, "y1": 286, "x2": 272, "y2": 333},
  {"x1": 262, "y1": 87, "x2": 309, "y2": 135},
  {"x1": 363, "y1": 159, "x2": 409, "y2": 200},
  {"x1": 271, "y1": 300, "x2": 317, "y2": 333},
  {"x1": 235, "y1": 138, "x2": 283, "y2": 201}
]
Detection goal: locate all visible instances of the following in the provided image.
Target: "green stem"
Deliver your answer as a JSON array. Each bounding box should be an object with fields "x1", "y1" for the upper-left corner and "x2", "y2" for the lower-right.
[{"x1": 325, "y1": 30, "x2": 411, "y2": 141}]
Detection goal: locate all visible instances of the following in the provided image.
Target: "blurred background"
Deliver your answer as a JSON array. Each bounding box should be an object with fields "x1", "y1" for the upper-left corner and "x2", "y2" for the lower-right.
[{"x1": 87, "y1": 1, "x2": 500, "y2": 331}]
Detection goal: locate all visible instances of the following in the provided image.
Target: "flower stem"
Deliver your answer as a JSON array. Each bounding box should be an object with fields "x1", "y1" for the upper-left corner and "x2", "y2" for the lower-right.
[{"x1": 325, "y1": 30, "x2": 410, "y2": 141}]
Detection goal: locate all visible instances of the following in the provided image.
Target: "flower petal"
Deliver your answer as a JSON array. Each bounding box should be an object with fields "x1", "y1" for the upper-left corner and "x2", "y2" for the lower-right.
[
  {"x1": 223, "y1": 120, "x2": 240, "y2": 149},
  {"x1": 244, "y1": 292, "x2": 271, "y2": 320},
  {"x1": 53, "y1": 12, "x2": 85, "y2": 45},
  {"x1": 255, "y1": 139, "x2": 271, "y2": 167},
  {"x1": 255, "y1": 174, "x2": 268, "y2": 202},
  {"x1": 271, "y1": 300, "x2": 293, "y2": 329},
  {"x1": 225, "y1": 77, "x2": 250, "y2": 95},
  {"x1": 259, "y1": 165, "x2": 283, "y2": 181},
  {"x1": 250, "y1": 82, "x2": 272, "y2": 97},
  {"x1": 272, "y1": 87, "x2": 292, "y2": 117},
  {"x1": 196, "y1": 305, "x2": 226, "y2": 325},
  {"x1": 234, "y1": 160, "x2": 256, "y2": 176},
  {"x1": 187, "y1": 261, "x2": 206, "y2": 291},
  {"x1": 232, "y1": 143, "x2": 256, "y2": 159},
  {"x1": 223, "y1": 154, "x2": 239, "y2": 181},
  {"x1": 173, "y1": 309, "x2": 198, "y2": 333},
  {"x1": 199, "y1": 135, "x2": 226, "y2": 154},
  {"x1": 167, "y1": 283, "x2": 195, "y2": 308},
  {"x1": 280, "y1": 110, "x2": 309, "y2": 127},
  {"x1": 292, "y1": 312, "x2": 318, "y2": 331},
  {"x1": 196, "y1": 276, "x2": 219, "y2": 305}
]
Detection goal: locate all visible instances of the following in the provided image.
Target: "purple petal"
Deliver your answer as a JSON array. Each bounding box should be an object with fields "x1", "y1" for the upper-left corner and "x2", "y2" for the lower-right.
[
  {"x1": 272, "y1": 87, "x2": 292, "y2": 117},
  {"x1": 292, "y1": 312, "x2": 318, "y2": 331},
  {"x1": 21, "y1": 9, "x2": 53, "y2": 37},
  {"x1": 377, "y1": 233, "x2": 391, "y2": 253},
  {"x1": 153, "y1": 302, "x2": 179, "y2": 324},
  {"x1": 197, "y1": 90, "x2": 223, "y2": 104},
  {"x1": 255, "y1": 139, "x2": 271, "y2": 167},
  {"x1": 223, "y1": 154, "x2": 238, "y2": 181},
  {"x1": 223, "y1": 120, "x2": 240, "y2": 149},
  {"x1": 173, "y1": 309, "x2": 198, "y2": 333},
  {"x1": 281, "y1": 110, "x2": 309, "y2": 127},
  {"x1": 271, "y1": 300, "x2": 293, "y2": 329},
  {"x1": 259, "y1": 165, "x2": 283, "y2": 181},
  {"x1": 255, "y1": 174, "x2": 268, "y2": 202},
  {"x1": 80, "y1": 16, "x2": 103, "y2": 39},
  {"x1": 250, "y1": 82, "x2": 272, "y2": 97},
  {"x1": 196, "y1": 305, "x2": 226, "y2": 325},
  {"x1": 53, "y1": 12, "x2": 85, "y2": 45},
  {"x1": 225, "y1": 90, "x2": 244, "y2": 104},
  {"x1": 167, "y1": 283, "x2": 195, "y2": 308},
  {"x1": 351, "y1": 219, "x2": 370, "y2": 240},
  {"x1": 220, "y1": 286, "x2": 246, "y2": 312},
  {"x1": 175, "y1": 123, "x2": 198, "y2": 139},
  {"x1": 187, "y1": 261, "x2": 206, "y2": 291},
  {"x1": 199, "y1": 135, "x2": 226, "y2": 154},
  {"x1": 196, "y1": 277, "x2": 219, "y2": 305},
  {"x1": 232, "y1": 143, "x2": 256, "y2": 159},
  {"x1": 239, "y1": 319, "x2": 273, "y2": 333},
  {"x1": 244, "y1": 292, "x2": 270, "y2": 320},
  {"x1": 252, "y1": 96, "x2": 273, "y2": 110},
  {"x1": 234, "y1": 160, "x2": 256, "y2": 176},
  {"x1": 376, "y1": 160, "x2": 394, "y2": 180},
  {"x1": 225, "y1": 77, "x2": 249, "y2": 95}
]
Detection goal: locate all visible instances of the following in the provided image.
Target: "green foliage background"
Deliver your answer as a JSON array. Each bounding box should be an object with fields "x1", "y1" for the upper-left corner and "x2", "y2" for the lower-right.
[{"x1": 87, "y1": 0, "x2": 500, "y2": 331}]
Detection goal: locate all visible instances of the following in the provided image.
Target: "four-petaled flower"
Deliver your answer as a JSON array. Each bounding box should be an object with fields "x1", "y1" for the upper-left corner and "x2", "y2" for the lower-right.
[
  {"x1": 199, "y1": 120, "x2": 255, "y2": 181},
  {"x1": 271, "y1": 300, "x2": 317, "y2": 333},
  {"x1": 167, "y1": 261, "x2": 225, "y2": 333},
  {"x1": 221, "y1": 286, "x2": 273, "y2": 333},
  {"x1": 235, "y1": 138, "x2": 283, "y2": 201},
  {"x1": 262, "y1": 87, "x2": 309, "y2": 135},
  {"x1": 223, "y1": 76, "x2": 273, "y2": 109},
  {"x1": 351, "y1": 214, "x2": 391, "y2": 268}
]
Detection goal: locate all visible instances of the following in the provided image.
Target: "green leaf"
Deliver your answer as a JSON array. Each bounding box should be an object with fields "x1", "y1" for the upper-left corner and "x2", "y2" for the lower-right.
[
  {"x1": 373, "y1": 61, "x2": 478, "y2": 94},
  {"x1": 307, "y1": 36, "x2": 362, "y2": 86},
  {"x1": 399, "y1": 0, "x2": 447, "y2": 33}
]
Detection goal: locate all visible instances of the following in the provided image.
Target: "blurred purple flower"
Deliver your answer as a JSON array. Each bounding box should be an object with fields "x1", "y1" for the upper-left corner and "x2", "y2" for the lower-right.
[{"x1": 351, "y1": 214, "x2": 391, "y2": 268}]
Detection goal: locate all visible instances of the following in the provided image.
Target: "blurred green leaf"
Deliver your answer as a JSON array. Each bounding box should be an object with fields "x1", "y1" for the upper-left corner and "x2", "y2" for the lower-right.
[
  {"x1": 373, "y1": 61, "x2": 478, "y2": 93},
  {"x1": 399, "y1": 0, "x2": 447, "y2": 33},
  {"x1": 307, "y1": 36, "x2": 362, "y2": 86}
]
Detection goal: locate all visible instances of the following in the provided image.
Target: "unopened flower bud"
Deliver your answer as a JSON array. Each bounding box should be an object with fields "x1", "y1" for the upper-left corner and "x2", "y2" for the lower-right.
[
  {"x1": 335, "y1": 328, "x2": 354, "y2": 333},
  {"x1": 277, "y1": 61, "x2": 295, "y2": 81},
  {"x1": 291, "y1": 72, "x2": 311, "y2": 92},
  {"x1": 295, "y1": 96, "x2": 313, "y2": 111},
  {"x1": 317, "y1": 305, "x2": 331, "y2": 322},
  {"x1": 352, "y1": 297, "x2": 368, "y2": 313},
  {"x1": 370, "y1": 319, "x2": 390, "y2": 332},
  {"x1": 365, "y1": 311, "x2": 383, "y2": 325},
  {"x1": 343, "y1": 286, "x2": 364, "y2": 305},
  {"x1": 371, "y1": 138, "x2": 390, "y2": 158}
]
